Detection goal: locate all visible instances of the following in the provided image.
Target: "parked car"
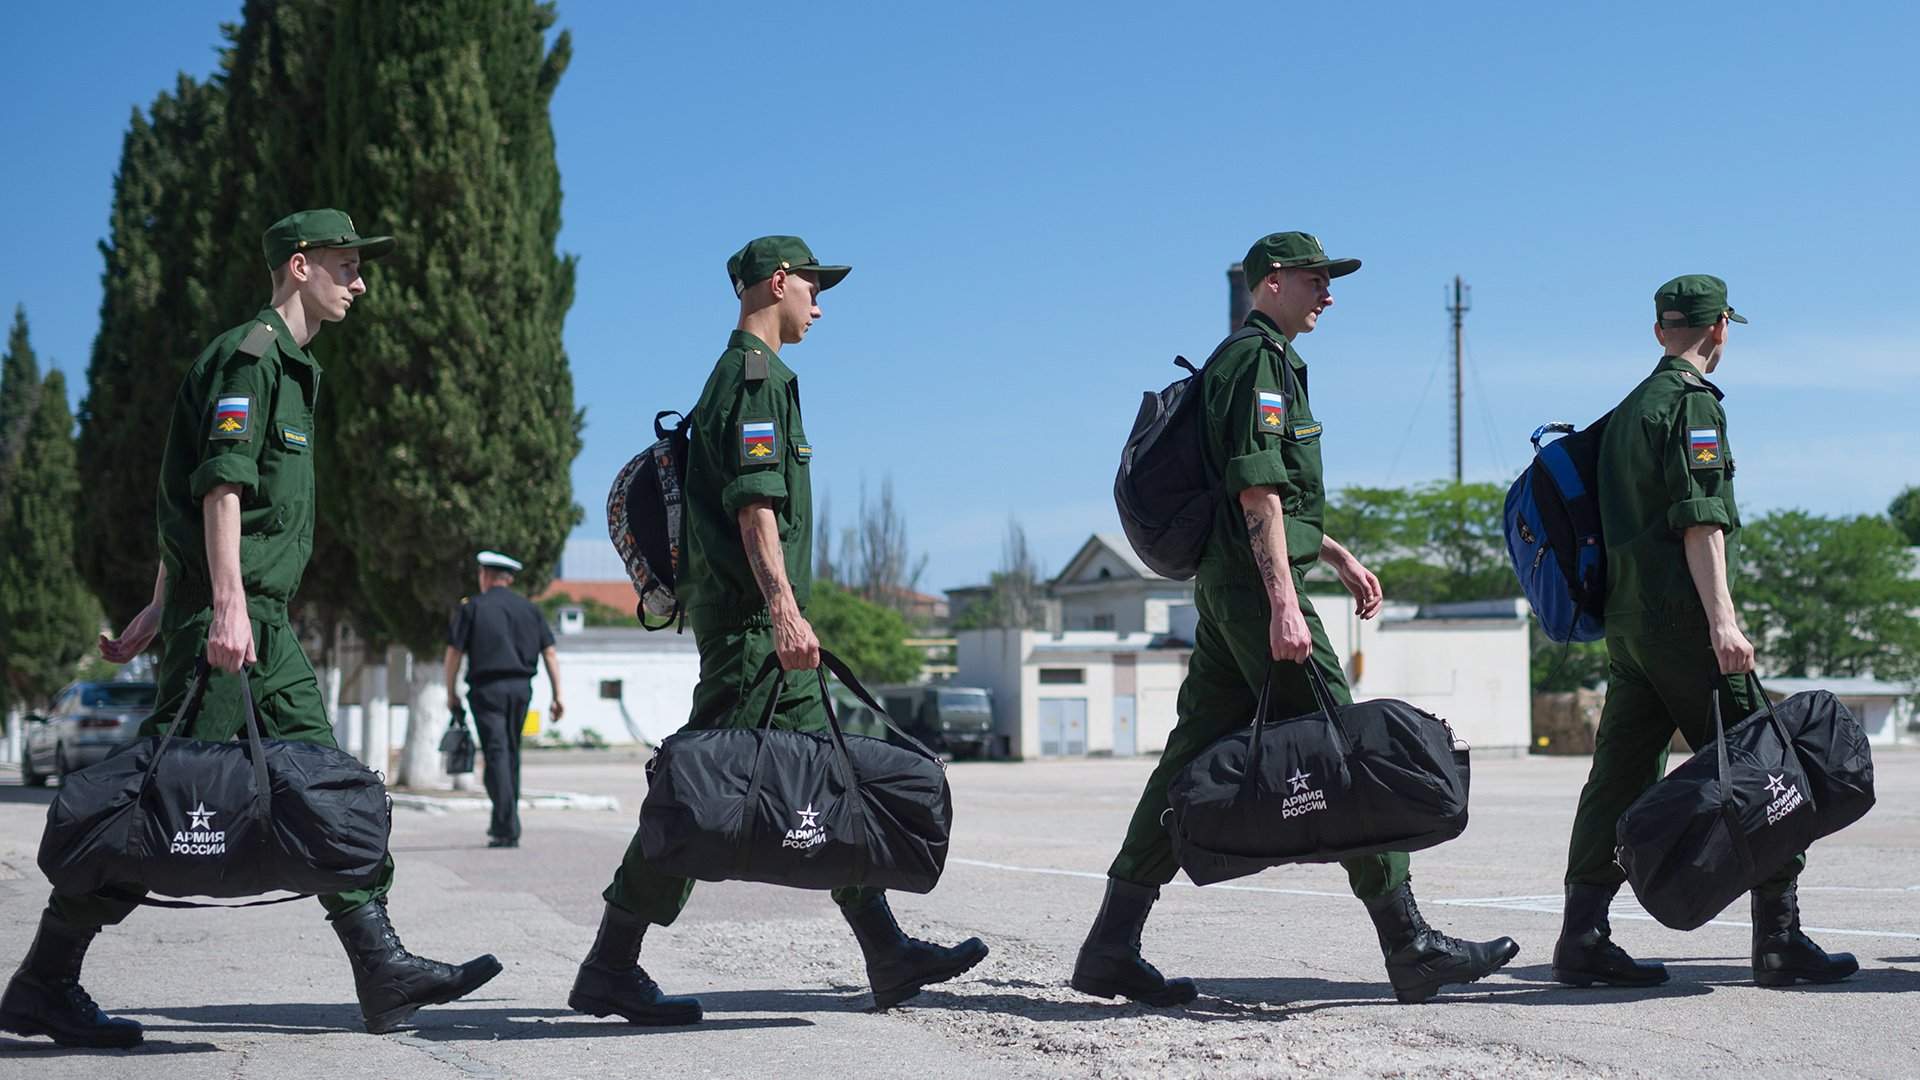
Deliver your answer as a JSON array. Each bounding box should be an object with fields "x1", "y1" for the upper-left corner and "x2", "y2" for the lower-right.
[{"x1": 20, "y1": 681, "x2": 157, "y2": 787}]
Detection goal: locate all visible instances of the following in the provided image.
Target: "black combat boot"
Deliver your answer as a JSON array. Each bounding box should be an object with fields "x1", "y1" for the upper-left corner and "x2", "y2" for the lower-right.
[
  {"x1": 1751, "y1": 883, "x2": 1858, "y2": 988},
  {"x1": 1363, "y1": 880, "x2": 1520, "y2": 1004},
  {"x1": 331, "y1": 900, "x2": 503, "y2": 1033},
  {"x1": 567, "y1": 902, "x2": 703, "y2": 1025},
  {"x1": 1069, "y1": 878, "x2": 1198, "y2": 1007},
  {"x1": 841, "y1": 894, "x2": 990, "y2": 1009},
  {"x1": 1550, "y1": 883, "x2": 1668, "y2": 988},
  {"x1": 0, "y1": 910, "x2": 143, "y2": 1049}
]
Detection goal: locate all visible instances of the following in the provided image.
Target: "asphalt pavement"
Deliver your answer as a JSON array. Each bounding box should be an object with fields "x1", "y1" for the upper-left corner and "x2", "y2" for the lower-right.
[{"x1": 1, "y1": 747, "x2": 1916, "y2": 1079}]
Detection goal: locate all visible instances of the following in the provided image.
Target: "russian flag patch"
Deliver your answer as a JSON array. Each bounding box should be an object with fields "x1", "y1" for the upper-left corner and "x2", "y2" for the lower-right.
[
  {"x1": 1257, "y1": 390, "x2": 1287, "y2": 432},
  {"x1": 211, "y1": 395, "x2": 252, "y2": 441},
  {"x1": 1688, "y1": 426, "x2": 1721, "y2": 467},
  {"x1": 740, "y1": 419, "x2": 778, "y2": 465}
]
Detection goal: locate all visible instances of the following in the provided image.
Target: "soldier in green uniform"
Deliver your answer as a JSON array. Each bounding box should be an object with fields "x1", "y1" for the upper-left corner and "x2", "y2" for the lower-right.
[
  {"x1": 568, "y1": 236, "x2": 988, "y2": 1026},
  {"x1": 0, "y1": 211, "x2": 502, "y2": 1049},
  {"x1": 1071, "y1": 232, "x2": 1520, "y2": 1007},
  {"x1": 1551, "y1": 275, "x2": 1856, "y2": 989}
]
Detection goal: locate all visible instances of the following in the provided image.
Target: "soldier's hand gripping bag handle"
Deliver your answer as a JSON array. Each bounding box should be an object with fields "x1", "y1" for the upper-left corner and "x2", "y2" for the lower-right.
[
  {"x1": 1615, "y1": 674, "x2": 1874, "y2": 931},
  {"x1": 636, "y1": 647, "x2": 953, "y2": 893},
  {"x1": 1164, "y1": 659, "x2": 1472, "y2": 886},
  {"x1": 38, "y1": 657, "x2": 392, "y2": 908}
]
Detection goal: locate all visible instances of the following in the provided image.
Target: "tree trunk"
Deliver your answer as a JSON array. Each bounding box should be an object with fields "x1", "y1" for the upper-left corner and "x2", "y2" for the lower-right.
[
  {"x1": 360, "y1": 654, "x2": 390, "y2": 778},
  {"x1": 396, "y1": 648, "x2": 450, "y2": 790}
]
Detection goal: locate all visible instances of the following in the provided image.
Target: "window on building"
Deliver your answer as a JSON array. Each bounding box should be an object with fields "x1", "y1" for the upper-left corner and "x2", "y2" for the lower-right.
[
  {"x1": 1038, "y1": 668, "x2": 1085, "y2": 685},
  {"x1": 1091, "y1": 614, "x2": 1115, "y2": 631},
  {"x1": 598, "y1": 679, "x2": 624, "y2": 700}
]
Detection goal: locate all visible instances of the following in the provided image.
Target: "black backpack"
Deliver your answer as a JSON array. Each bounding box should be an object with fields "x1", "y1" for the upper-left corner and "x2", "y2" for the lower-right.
[
  {"x1": 1115, "y1": 326, "x2": 1286, "y2": 581},
  {"x1": 607, "y1": 410, "x2": 691, "y2": 630}
]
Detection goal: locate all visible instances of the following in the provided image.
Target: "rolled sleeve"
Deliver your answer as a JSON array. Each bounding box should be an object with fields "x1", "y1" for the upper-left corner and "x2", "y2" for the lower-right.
[
  {"x1": 189, "y1": 453, "x2": 260, "y2": 500},
  {"x1": 1668, "y1": 497, "x2": 1733, "y2": 533},
  {"x1": 1224, "y1": 447, "x2": 1294, "y2": 496},
  {"x1": 722, "y1": 470, "x2": 788, "y2": 516}
]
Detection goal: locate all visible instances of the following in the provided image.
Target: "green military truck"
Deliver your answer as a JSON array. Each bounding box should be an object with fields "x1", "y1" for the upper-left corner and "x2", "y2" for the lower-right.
[{"x1": 845, "y1": 683, "x2": 995, "y2": 760}]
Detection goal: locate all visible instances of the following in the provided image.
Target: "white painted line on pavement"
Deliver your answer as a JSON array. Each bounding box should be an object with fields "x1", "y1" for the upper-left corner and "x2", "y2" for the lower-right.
[{"x1": 949, "y1": 857, "x2": 1920, "y2": 941}]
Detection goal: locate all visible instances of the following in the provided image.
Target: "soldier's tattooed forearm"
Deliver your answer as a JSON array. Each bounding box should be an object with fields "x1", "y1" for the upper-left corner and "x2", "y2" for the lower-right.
[
  {"x1": 1245, "y1": 509, "x2": 1283, "y2": 594},
  {"x1": 748, "y1": 538, "x2": 782, "y2": 602}
]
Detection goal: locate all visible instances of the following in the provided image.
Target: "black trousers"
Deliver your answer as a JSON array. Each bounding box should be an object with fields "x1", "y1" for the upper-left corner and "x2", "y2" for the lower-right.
[{"x1": 467, "y1": 680, "x2": 531, "y2": 841}]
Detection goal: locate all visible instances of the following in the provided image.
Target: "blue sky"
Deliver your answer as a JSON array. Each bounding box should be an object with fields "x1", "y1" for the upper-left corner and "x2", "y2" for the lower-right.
[{"x1": 5, "y1": 2, "x2": 1916, "y2": 593}]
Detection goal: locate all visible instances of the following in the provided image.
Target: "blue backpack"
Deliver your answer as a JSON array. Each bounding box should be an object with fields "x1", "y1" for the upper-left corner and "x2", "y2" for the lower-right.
[{"x1": 1503, "y1": 416, "x2": 1610, "y2": 643}]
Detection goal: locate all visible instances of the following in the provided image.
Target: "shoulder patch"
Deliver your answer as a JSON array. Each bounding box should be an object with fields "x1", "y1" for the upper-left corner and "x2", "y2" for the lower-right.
[
  {"x1": 1687, "y1": 426, "x2": 1723, "y2": 469},
  {"x1": 1256, "y1": 389, "x2": 1287, "y2": 435},
  {"x1": 743, "y1": 349, "x2": 770, "y2": 382},
  {"x1": 237, "y1": 322, "x2": 276, "y2": 358},
  {"x1": 210, "y1": 395, "x2": 254, "y2": 442},
  {"x1": 740, "y1": 418, "x2": 779, "y2": 465}
]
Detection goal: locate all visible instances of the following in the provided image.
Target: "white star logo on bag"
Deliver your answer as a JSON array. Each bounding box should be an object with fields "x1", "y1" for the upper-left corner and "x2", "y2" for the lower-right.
[
  {"x1": 1288, "y1": 770, "x2": 1313, "y2": 794},
  {"x1": 1765, "y1": 774, "x2": 1790, "y2": 799},
  {"x1": 187, "y1": 802, "x2": 216, "y2": 830},
  {"x1": 797, "y1": 803, "x2": 820, "y2": 828}
]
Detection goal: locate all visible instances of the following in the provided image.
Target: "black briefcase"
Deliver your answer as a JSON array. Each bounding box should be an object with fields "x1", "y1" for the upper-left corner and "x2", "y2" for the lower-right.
[
  {"x1": 1165, "y1": 662, "x2": 1471, "y2": 886},
  {"x1": 39, "y1": 659, "x2": 392, "y2": 904},
  {"x1": 440, "y1": 716, "x2": 477, "y2": 775},
  {"x1": 637, "y1": 649, "x2": 951, "y2": 893},
  {"x1": 1616, "y1": 679, "x2": 1874, "y2": 931}
]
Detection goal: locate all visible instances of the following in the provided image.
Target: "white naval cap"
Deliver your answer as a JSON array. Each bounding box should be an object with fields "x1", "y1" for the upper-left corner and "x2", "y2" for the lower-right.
[{"x1": 476, "y1": 550, "x2": 523, "y2": 572}]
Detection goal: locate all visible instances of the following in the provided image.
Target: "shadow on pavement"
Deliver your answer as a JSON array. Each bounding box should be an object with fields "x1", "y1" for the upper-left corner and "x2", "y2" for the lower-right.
[
  {"x1": 1685, "y1": 964, "x2": 1920, "y2": 992},
  {"x1": 0, "y1": 1034, "x2": 220, "y2": 1056},
  {"x1": 0, "y1": 783, "x2": 56, "y2": 806}
]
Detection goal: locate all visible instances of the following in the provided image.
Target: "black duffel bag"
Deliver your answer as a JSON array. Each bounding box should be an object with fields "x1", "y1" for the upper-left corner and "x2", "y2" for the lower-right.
[
  {"x1": 1616, "y1": 678, "x2": 1874, "y2": 931},
  {"x1": 1166, "y1": 661, "x2": 1471, "y2": 886},
  {"x1": 637, "y1": 649, "x2": 950, "y2": 893},
  {"x1": 39, "y1": 659, "x2": 391, "y2": 905}
]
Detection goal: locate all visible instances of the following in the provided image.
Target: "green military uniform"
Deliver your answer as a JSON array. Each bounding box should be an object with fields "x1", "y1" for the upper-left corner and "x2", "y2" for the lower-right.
[
  {"x1": 50, "y1": 210, "x2": 396, "y2": 929},
  {"x1": 1563, "y1": 274, "x2": 1800, "y2": 890},
  {"x1": 601, "y1": 236, "x2": 879, "y2": 924},
  {"x1": 1106, "y1": 232, "x2": 1408, "y2": 901}
]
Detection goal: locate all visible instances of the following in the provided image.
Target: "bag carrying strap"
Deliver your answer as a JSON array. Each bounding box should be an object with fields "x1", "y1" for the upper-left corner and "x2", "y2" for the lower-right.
[
  {"x1": 139, "y1": 657, "x2": 272, "y2": 819},
  {"x1": 1244, "y1": 659, "x2": 1351, "y2": 783}
]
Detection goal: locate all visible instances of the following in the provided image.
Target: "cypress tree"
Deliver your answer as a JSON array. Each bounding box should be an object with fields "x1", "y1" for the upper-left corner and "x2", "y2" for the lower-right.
[
  {"x1": 318, "y1": 0, "x2": 581, "y2": 653},
  {"x1": 74, "y1": 76, "x2": 228, "y2": 625},
  {"x1": 0, "y1": 312, "x2": 97, "y2": 710}
]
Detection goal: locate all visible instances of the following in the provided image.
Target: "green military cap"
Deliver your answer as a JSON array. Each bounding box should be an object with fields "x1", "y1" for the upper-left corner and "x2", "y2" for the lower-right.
[
  {"x1": 727, "y1": 235, "x2": 850, "y2": 297},
  {"x1": 1654, "y1": 274, "x2": 1748, "y2": 328},
  {"x1": 1242, "y1": 231, "x2": 1361, "y2": 284},
  {"x1": 262, "y1": 208, "x2": 396, "y2": 269}
]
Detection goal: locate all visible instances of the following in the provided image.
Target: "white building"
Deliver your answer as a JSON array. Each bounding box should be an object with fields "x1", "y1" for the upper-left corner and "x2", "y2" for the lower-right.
[
  {"x1": 522, "y1": 627, "x2": 701, "y2": 746},
  {"x1": 958, "y1": 596, "x2": 1531, "y2": 761},
  {"x1": 1051, "y1": 534, "x2": 1195, "y2": 634},
  {"x1": 1762, "y1": 676, "x2": 1917, "y2": 748}
]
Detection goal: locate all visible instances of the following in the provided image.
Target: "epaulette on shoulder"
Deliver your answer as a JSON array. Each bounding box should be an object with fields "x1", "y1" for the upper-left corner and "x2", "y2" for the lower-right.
[
  {"x1": 743, "y1": 348, "x2": 770, "y2": 383},
  {"x1": 236, "y1": 322, "x2": 276, "y2": 359}
]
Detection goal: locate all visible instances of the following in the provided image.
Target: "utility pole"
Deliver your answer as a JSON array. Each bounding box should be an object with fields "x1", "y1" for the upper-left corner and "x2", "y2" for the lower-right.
[{"x1": 1447, "y1": 275, "x2": 1470, "y2": 484}]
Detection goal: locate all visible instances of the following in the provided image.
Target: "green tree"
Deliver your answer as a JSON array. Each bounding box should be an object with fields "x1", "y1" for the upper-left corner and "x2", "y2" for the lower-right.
[
  {"x1": 1735, "y1": 510, "x2": 1920, "y2": 683},
  {"x1": 810, "y1": 581, "x2": 922, "y2": 685},
  {"x1": 0, "y1": 312, "x2": 99, "y2": 710},
  {"x1": 1319, "y1": 481, "x2": 1516, "y2": 604},
  {"x1": 1529, "y1": 621, "x2": 1609, "y2": 693},
  {"x1": 316, "y1": 0, "x2": 581, "y2": 654},
  {"x1": 1889, "y1": 486, "x2": 1920, "y2": 547},
  {"x1": 74, "y1": 76, "x2": 229, "y2": 625}
]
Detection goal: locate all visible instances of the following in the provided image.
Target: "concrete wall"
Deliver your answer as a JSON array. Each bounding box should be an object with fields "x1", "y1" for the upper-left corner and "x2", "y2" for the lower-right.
[
  {"x1": 961, "y1": 597, "x2": 1532, "y2": 760},
  {"x1": 523, "y1": 642, "x2": 700, "y2": 746}
]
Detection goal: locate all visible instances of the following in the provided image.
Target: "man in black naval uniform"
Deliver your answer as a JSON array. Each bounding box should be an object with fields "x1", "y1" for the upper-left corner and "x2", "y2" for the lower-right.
[{"x1": 445, "y1": 550, "x2": 563, "y2": 849}]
